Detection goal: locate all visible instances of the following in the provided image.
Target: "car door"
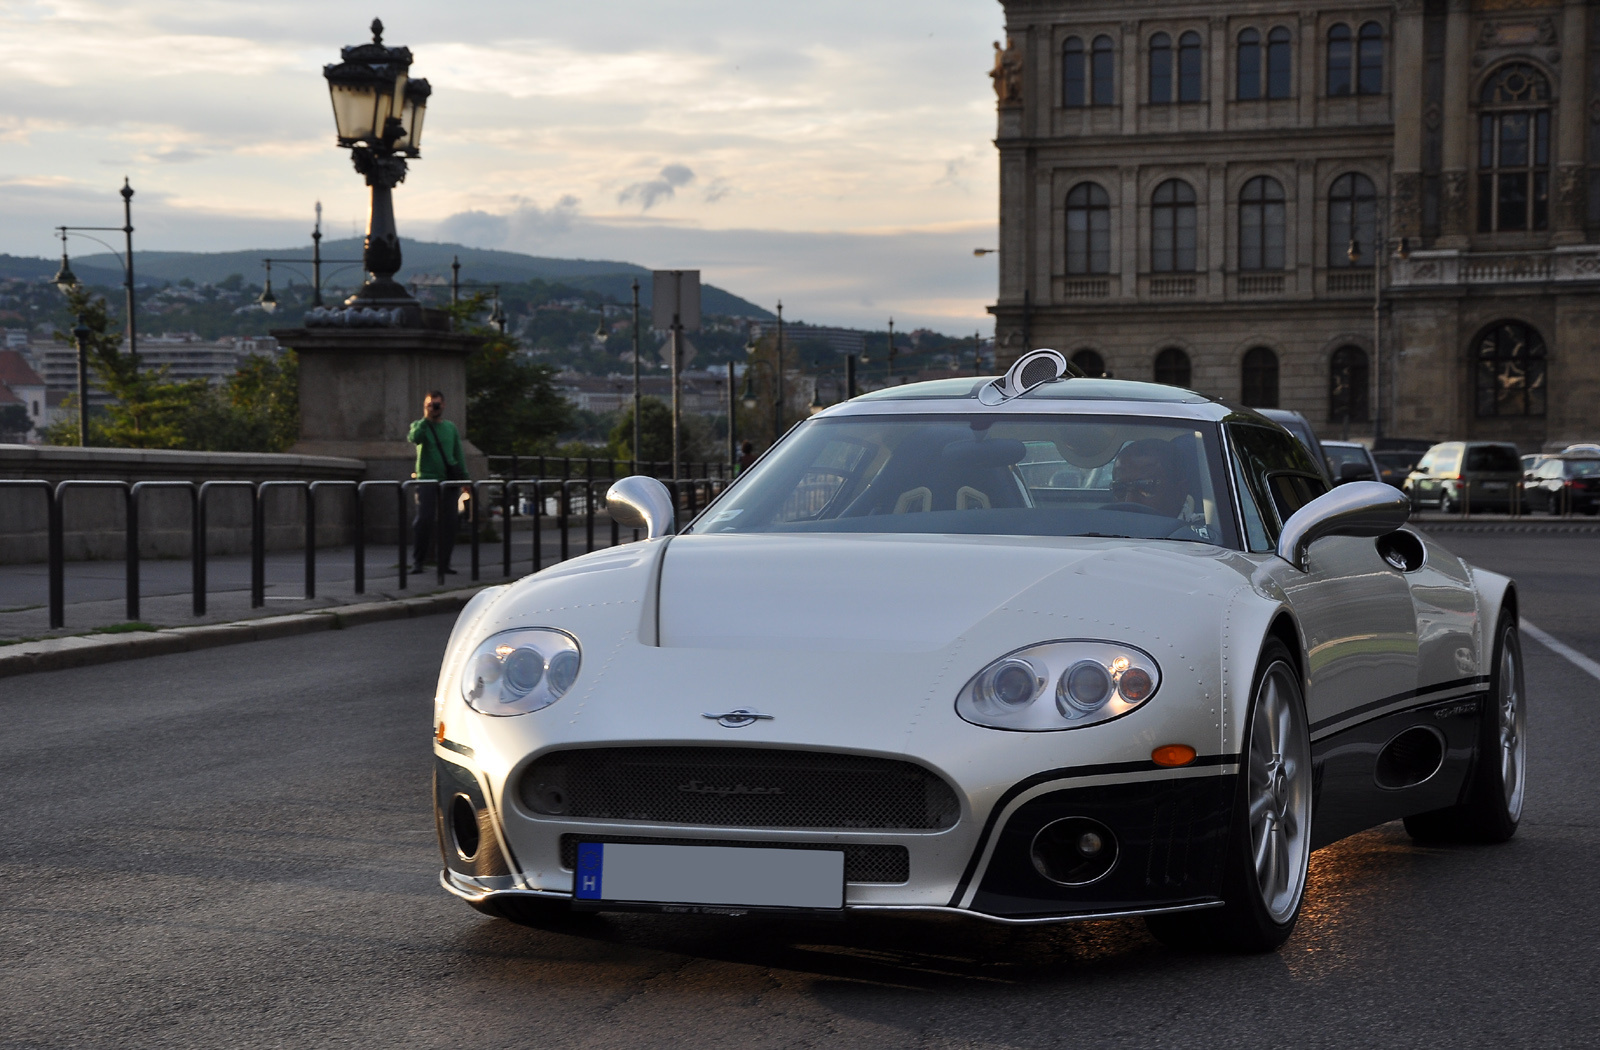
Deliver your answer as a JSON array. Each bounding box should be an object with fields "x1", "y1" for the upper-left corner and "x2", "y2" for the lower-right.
[{"x1": 1229, "y1": 423, "x2": 1422, "y2": 844}]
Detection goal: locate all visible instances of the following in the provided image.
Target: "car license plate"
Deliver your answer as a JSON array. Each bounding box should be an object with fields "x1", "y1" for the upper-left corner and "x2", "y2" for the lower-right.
[
  {"x1": 574, "y1": 842, "x2": 844, "y2": 910},
  {"x1": 1481, "y1": 481, "x2": 1507, "y2": 491}
]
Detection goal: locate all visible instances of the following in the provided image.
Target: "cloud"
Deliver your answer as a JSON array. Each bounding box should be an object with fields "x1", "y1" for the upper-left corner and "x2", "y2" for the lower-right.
[
  {"x1": 434, "y1": 195, "x2": 582, "y2": 248},
  {"x1": 618, "y1": 164, "x2": 696, "y2": 210}
]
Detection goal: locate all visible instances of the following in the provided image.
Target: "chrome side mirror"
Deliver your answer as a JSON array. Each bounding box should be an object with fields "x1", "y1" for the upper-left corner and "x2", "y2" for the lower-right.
[
  {"x1": 1276, "y1": 481, "x2": 1409, "y2": 572},
  {"x1": 605, "y1": 476, "x2": 675, "y2": 539}
]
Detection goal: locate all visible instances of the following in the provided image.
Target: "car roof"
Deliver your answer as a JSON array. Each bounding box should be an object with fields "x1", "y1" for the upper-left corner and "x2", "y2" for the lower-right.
[{"x1": 825, "y1": 376, "x2": 1254, "y2": 424}]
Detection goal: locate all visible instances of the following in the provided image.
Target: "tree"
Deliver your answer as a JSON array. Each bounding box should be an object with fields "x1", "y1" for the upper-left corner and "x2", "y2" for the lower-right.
[
  {"x1": 181, "y1": 352, "x2": 300, "y2": 452},
  {"x1": 47, "y1": 287, "x2": 209, "y2": 449},
  {"x1": 451, "y1": 295, "x2": 573, "y2": 455},
  {"x1": 608, "y1": 397, "x2": 714, "y2": 467}
]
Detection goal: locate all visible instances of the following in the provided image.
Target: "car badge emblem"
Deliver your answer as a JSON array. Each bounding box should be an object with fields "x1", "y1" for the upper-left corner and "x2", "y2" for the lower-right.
[{"x1": 702, "y1": 708, "x2": 774, "y2": 729}]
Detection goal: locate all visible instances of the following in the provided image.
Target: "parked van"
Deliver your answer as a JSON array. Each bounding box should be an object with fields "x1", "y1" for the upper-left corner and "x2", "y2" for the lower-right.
[{"x1": 1404, "y1": 441, "x2": 1525, "y2": 513}]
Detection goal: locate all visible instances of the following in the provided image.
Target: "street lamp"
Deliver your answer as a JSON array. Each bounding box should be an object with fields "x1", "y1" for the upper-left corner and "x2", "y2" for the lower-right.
[
  {"x1": 324, "y1": 19, "x2": 431, "y2": 308},
  {"x1": 51, "y1": 177, "x2": 138, "y2": 357},
  {"x1": 1346, "y1": 224, "x2": 1411, "y2": 443}
]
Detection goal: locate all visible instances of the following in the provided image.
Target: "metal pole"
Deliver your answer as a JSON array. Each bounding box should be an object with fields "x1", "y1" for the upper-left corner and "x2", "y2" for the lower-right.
[
  {"x1": 311, "y1": 202, "x2": 324, "y2": 308},
  {"x1": 631, "y1": 278, "x2": 641, "y2": 476},
  {"x1": 846, "y1": 353, "x2": 857, "y2": 399},
  {"x1": 451, "y1": 255, "x2": 460, "y2": 304},
  {"x1": 120, "y1": 179, "x2": 136, "y2": 360},
  {"x1": 671, "y1": 317, "x2": 682, "y2": 480},
  {"x1": 775, "y1": 301, "x2": 785, "y2": 438},
  {"x1": 1373, "y1": 212, "x2": 1385, "y2": 444},
  {"x1": 73, "y1": 315, "x2": 90, "y2": 447},
  {"x1": 727, "y1": 360, "x2": 737, "y2": 474},
  {"x1": 887, "y1": 317, "x2": 895, "y2": 384},
  {"x1": 975, "y1": 331, "x2": 983, "y2": 376}
]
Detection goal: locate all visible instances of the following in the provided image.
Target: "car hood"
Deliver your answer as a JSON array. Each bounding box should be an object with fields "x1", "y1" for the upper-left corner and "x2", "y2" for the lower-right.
[{"x1": 657, "y1": 532, "x2": 1248, "y2": 653}]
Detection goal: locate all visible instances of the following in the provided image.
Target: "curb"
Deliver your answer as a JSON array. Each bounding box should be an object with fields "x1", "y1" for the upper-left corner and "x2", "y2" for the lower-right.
[{"x1": 0, "y1": 586, "x2": 489, "y2": 679}]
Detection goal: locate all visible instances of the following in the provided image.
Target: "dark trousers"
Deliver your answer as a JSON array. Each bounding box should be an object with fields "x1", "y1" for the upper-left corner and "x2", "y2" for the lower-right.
[{"x1": 412, "y1": 483, "x2": 460, "y2": 569}]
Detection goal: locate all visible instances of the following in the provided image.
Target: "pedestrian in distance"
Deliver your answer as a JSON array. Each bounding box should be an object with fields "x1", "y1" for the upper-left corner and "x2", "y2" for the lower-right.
[
  {"x1": 737, "y1": 440, "x2": 757, "y2": 474},
  {"x1": 408, "y1": 390, "x2": 470, "y2": 574}
]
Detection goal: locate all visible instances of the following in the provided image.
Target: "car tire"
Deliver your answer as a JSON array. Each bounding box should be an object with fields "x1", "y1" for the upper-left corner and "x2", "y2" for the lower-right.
[
  {"x1": 1146, "y1": 639, "x2": 1312, "y2": 953},
  {"x1": 1403, "y1": 615, "x2": 1526, "y2": 844}
]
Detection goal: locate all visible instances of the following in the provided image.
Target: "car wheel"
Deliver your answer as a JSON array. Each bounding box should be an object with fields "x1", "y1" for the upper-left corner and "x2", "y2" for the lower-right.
[
  {"x1": 1404, "y1": 615, "x2": 1526, "y2": 844},
  {"x1": 1439, "y1": 490, "x2": 1455, "y2": 514},
  {"x1": 1146, "y1": 639, "x2": 1312, "y2": 953}
]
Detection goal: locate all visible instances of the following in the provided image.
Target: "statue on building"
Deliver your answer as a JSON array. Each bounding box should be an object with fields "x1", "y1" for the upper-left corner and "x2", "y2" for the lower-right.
[{"x1": 991, "y1": 37, "x2": 1023, "y2": 107}]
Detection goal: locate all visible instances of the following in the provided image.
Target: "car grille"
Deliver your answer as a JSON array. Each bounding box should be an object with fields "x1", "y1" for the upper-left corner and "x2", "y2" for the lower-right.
[
  {"x1": 558, "y1": 834, "x2": 910, "y2": 884},
  {"x1": 521, "y1": 746, "x2": 961, "y2": 830}
]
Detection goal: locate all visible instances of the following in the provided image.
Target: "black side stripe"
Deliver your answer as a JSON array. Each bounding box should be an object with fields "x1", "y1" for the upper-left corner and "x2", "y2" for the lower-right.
[
  {"x1": 1308, "y1": 675, "x2": 1489, "y2": 735},
  {"x1": 945, "y1": 753, "x2": 1238, "y2": 908}
]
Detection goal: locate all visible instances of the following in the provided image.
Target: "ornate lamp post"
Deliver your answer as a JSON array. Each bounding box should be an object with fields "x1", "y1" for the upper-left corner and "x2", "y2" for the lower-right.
[{"x1": 323, "y1": 19, "x2": 430, "y2": 308}]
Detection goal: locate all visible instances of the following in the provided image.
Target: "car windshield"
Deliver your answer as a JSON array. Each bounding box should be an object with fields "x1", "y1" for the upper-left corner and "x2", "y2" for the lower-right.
[
  {"x1": 1323, "y1": 445, "x2": 1369, "y2": 472},
  {"x1": 1465, "y1": 446, "x2": 1520, "y2": 472},
  {"x1": 687, "y1": 414, "x2": 1237, "y2": 548}
]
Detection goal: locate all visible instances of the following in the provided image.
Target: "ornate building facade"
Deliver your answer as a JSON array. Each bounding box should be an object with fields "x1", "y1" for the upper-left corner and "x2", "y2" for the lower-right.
[{"x1": 989, "y1": 0, "x2": 1600, "y2": 450}]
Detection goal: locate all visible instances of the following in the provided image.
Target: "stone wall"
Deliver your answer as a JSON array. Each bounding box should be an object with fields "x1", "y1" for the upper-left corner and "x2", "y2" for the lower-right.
[{"x1": 0, "y1": 446, "x2": 376, "y2": 564}]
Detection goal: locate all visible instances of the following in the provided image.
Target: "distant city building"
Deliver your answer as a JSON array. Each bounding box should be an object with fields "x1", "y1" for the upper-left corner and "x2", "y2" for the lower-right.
[
  {"x1": 990, "y1": 0, "x2": 1600, "y2": 450},
  {"x1": 29, "y1": 333, "x2": 281, "y2": 396},
  {"x1": 556, "y1": 371, "x2": 733, "y2": 415},
  {"x1": 0, "y1": 350, "x2": 47, "y2": 442},
  {"x1": 783, "y1": 323, "x2": 868, "y2": 357}
]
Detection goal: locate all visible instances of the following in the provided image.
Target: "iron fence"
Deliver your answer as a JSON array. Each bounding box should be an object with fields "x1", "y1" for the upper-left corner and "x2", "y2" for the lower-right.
[{"x1": 0, "y1": 475, "x2": 729, "y2": 631}]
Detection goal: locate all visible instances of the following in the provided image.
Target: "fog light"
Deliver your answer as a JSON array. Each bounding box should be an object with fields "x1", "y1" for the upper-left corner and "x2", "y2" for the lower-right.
[{"x1": 1030, "y1": 817, "x2": 1118, "y2": 886}]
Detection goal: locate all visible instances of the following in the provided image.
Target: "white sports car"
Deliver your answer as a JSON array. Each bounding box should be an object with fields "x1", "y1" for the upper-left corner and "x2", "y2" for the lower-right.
[{"x1": 432, "y1": 351, "x2": 1525, "y2": 952}]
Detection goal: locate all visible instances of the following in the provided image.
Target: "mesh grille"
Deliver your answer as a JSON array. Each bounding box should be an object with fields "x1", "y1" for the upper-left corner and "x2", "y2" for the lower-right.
[
  {"x1": 522, "y1": 747, "x2": 960, "y2": 830},
  {"x1": 559, "y1": 834, "x2": 910, "y2": 884},
  {"x1": 1019, "y1": 356, "x2": 1058, "y2": 388}
]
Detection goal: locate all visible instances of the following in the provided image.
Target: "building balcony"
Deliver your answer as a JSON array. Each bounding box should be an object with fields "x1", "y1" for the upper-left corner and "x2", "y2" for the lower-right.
[
  {"x1": 1390, "y1": 246, "x2": 1600, "y2": 289},
  {"x1": 1325, "y1": 270, "x2": 1375, "y2": 296}
]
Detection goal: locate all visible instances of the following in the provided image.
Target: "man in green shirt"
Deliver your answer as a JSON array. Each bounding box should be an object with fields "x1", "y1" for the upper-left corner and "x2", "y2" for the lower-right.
[{"x1": 407, "y1": 390, "x2": 469, "y2": 574}]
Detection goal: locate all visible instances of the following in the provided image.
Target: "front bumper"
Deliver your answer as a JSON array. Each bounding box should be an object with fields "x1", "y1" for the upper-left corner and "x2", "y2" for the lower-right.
[{"x1": 435, "y1": 752, "x2": 1237, "y2": 924}]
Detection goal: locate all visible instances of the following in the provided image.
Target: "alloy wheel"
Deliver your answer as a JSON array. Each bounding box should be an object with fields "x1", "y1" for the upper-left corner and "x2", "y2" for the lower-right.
[{"x1": 1247, "y1": 663, "x2": 1312, "y2": 925}]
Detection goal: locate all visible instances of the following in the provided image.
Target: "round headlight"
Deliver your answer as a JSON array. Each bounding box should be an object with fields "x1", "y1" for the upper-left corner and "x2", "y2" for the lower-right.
[
  {"x1": 546, "y1": 649, "x2": 580, "y2": 697},
  {"x1": 502, "y1": 647, "x2": 545, "y2": 696},
  {"x1": 1118, "y1": 667, "x2": 1154, "y2": 702},
  {"x1": 1058, "y1": 659, "x2": 1112, "y2": 716},
  {"x1": 977, "y1": 658, "x2": 1040, "y2": 710},
  {"x1": 458, "y1": 629, "x2": 579, "y2": 716}
]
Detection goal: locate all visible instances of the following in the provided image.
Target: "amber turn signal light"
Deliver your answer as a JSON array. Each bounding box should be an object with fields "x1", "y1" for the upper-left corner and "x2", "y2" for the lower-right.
[
  {"x1": 435, "y1": 722, "x2": 446, "y2": 743},
  {"x1": 1151, "y1": 744, "x2": 1197, "y2": 767}
]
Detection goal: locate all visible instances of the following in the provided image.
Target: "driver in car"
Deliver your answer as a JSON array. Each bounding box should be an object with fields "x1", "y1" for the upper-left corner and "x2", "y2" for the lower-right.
[{"x1": 1110, "y1": 438, "x2": 1188, "y2": 517}]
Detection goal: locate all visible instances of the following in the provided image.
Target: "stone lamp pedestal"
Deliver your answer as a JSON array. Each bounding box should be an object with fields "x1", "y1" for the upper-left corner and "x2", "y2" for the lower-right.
[{"x1": 271, "y1": 317, "x2": 487, "y2": 481}]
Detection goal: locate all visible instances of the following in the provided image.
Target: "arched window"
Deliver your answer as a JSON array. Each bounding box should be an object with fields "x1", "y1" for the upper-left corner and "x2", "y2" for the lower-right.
[
  {"x1": 1178, "y1": 31, "x2": 1203, "y2": 101},
  {"x1": 1066, "y1": 182, "x2": 1112, "y2": 274},
  {"x1": 1328, "y1": 173, "x2": 1377, "y2": 268},
  {"x1": 1238, "y1": 29, "x2": 1262, "y2": 100},
  {"x1": 1241, "y1": 347, "x2": 1280, "y2": 408},
  {"x1": 1152, "y1": 179, "x2": 1198, "y2": 272},
  {"x1": 1329, "y1": 346, "x2": 1369, "y2": 424},
  {"x1": 1150, "y1": 33, "x2": 1173, "y2": 103},
  {"x1": 1474, "y1": 321, "x2": 1547, "y2": 417},
  {"x1": 1357, "y1": 22, "x2": 1383, "y2": 94},
  {"x1": 1478, "y1": 64, "x2": 1551, "y2": 232},
  {"x1": 1072, "y1": 349, "x2": 1108, "y2": 378},
  {"x1": 1092, "y1": 35, "x2": 1116, "y2": 105},
  {"x1": 1154, "y1": 347, "x2": 1192, "y2": 387},
  {"x1": 1328, "y1": 24, "x2": 1352, "y2": 96},
  {"x1": 1266, "y1": 27, "x2": 1293, "y2": 99},
  {"x1": 1064, "y1": 37, "x2": 1086, "y2": 107},
  {"x1": 1239, "y1": 176, "x2": 1286, "y2": 271}
]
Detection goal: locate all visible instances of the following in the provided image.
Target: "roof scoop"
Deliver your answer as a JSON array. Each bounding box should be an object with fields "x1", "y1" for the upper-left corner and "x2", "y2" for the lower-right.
[{"x1": 978, "y1": 348, "x2": 1080, "y2": 405}]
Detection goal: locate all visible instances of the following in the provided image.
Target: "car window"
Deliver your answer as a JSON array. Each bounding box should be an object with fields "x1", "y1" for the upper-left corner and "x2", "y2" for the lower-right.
[
  {"x1": 1465, "y1": 445, "x2": 1520, "y2": 473},
  {"x1": 1322, "y1": 444, "x2": 1370, "y2": 473},
  {"x1": 690, "y1": 414, "x2": 1239, "y2": 548},
  {"x1": 1438, "y1": 447, "x2": 1463, "y2": 474},
  {"x1": 1414, "y1": 451, "x2": 1436, "y2": 473},
  {"x1": 1228, "y1": 424, "x2": 1329, "y2": 538},
  {"x1": 1568, "y1": 459, "x2": 1600, "y2": 477}
]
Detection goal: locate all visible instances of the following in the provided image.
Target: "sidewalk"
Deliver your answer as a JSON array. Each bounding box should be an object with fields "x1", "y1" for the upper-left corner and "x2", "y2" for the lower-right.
[{"x1": 0, "y1": 517, "x2": 620, "y2": 644}]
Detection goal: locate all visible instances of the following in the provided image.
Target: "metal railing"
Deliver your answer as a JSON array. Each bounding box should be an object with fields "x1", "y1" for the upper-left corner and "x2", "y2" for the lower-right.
[
  {"x1": 484, "y1": 456, "x2": 732, "y2": 481},
  {"x1": 1, "y1": 475, "x2": 730, "y2": 631},
  {"x1": 1421, "y1": 477, "x2": 1595, "y2": 519}
]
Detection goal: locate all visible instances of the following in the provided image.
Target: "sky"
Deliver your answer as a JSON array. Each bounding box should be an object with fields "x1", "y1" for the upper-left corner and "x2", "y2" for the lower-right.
[{"x1": 0, "y1": 1, "x2": 1005, "y2": 332}]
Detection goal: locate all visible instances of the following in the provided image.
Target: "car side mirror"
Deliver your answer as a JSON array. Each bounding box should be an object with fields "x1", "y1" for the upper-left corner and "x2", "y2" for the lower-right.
[
  {"x1": 605, "y1": 475, "x2": 675, "y2": 539},
  {"x1": 1276, "y1": 481, "x2": 1410, "y2": 572},
  {"x1": 1337, "y1": 461, "x2": 1376, "y2": 485}
]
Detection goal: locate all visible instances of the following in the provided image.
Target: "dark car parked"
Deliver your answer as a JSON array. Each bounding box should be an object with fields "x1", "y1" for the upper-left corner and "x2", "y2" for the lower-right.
[
  {"x1": 1525, "y1": 455, "x2": 1600, "y2": 515},
  {"x1": 1321, "y1": 441, "x2": 1380, "y2": 485},
  {"x1": 1373, "y1": 449, "x2": 1422, "y2": 489},
  {"x1": 1405, "y1": 441, "x2": 1526, "y2": 513}
]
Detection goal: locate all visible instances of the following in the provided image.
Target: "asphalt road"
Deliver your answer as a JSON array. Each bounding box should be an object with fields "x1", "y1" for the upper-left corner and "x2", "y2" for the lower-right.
[{"x1": 1, "y1": 534, "x2": 1596, "y2": 1049}]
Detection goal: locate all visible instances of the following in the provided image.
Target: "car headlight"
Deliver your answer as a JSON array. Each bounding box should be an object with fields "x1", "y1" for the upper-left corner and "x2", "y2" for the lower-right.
[
  {"x1": 957, "y1": 641, "x2": 1160, "y2": 731},
  {"x1": 459, "y1": 628, "x2": 581, "y2": 716}
]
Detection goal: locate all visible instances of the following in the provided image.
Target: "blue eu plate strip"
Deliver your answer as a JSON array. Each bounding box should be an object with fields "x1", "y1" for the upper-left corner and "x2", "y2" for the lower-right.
[{"x1": 575, "y1": 842, "x2": 604, "y2": 899}]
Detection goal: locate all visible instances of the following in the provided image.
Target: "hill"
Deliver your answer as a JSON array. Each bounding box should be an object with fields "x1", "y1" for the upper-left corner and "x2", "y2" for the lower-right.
[{"x1": 4, "y1": 240, "x2": 773, "y2": 319}]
